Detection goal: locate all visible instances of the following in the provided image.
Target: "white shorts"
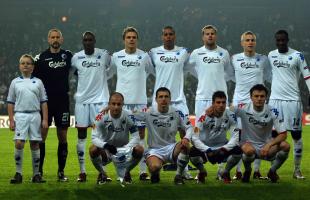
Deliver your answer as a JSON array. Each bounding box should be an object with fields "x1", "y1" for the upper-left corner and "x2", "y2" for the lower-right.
[
  {"x1": 123, "y1": 104, "x2": 147, "y2": 128},
  {"x1": 241, "y1": 140, "x2": 275, "y2": 160},
  {"x1": 195, "y1": 100, "x2": 212, "y2": 123},
  {"x1": 145, "y1": 143, "x2": 177, "y2": 164},
  {"x1": 269, "y1": 100, "x2": 302, "y2": 131},
  {"x1": 14, "y1": 112, "x2": 41, "y2": 141},
  {"x1": 75, "y1": 102, "x2": 108, "y2": 127}
]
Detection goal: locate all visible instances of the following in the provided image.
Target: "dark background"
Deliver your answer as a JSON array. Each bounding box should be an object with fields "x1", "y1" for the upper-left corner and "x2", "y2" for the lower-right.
[{"x1": 0, "y1": 0, "x2": 309, "y2": 114}]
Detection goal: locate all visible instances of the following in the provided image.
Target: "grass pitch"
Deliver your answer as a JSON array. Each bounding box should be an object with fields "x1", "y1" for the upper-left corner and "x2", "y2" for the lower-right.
[{"x1": 0, "y1": 127, "x2": 309, "y2": 200}]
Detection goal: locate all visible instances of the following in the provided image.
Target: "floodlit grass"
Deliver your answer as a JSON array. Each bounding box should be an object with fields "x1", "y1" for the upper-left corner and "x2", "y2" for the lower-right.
[{"x1": 0, "y1": 127, "x2": 309, "y2": 200}]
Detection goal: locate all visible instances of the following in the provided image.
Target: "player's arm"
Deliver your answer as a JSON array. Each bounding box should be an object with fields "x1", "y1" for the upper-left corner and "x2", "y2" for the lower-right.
[
  {"x1": 41, "y1": 102, "x2": 48, "y2": 129},
  {"x1": 177, "y1": 112, "x2": 193, "y2": 146},
  {"x1": 91, "y1": 121, "x2": 106, "y2": 149},
  {"x1": 187, "y1": 50, "x2": 198, "y2": 78},
  {"x1": 125, "y1": 114, "x2": 141, "y2": 148},
  {"x1": 7, "y1": 103, "x2": 15, "y2": 131}
]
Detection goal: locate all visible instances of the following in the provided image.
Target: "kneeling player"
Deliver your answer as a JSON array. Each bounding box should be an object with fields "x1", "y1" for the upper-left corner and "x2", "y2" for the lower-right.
[
  {"x1": 232, "y1": 84, "x2": 290, "y2": 183},
  {"x1": 138, "y1": 87, "x2": 193, "y2": 184},
  {"x1": 89, "y1": 92, "x2": 143, "y2": 184},
  {"x1": 191, "y1": 91, "x2": 241, "y2": 184}
]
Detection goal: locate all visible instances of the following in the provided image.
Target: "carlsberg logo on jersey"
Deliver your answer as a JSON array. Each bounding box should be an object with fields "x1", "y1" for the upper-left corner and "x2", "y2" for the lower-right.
[
  {"x1": 248, "y1": 116, "x2": 267, "y2": 126},
  {"x1": 153, "y1": 119, "x2": 171, "y2": 127},
  {"x1": 273, "y1": 60, "x2": 290, "y2": 68},
  {"x1": 82, "y1": 60, "x2": 101, "y2": 68},
  {"x1": 121, "y1": 60, "x2": 141, "y2": 67},
  {"x1": 160, "y1": 56, "x2": 179, "y2": 63},
  {"x1": 203, "y1": 56, "x2": 221, "y2": 64},
  {"x1": 48, "y1": 61, "x2": 66, "y2": 68},
  {"x1": 240, "y1": 62, "x2": 259, "y2": 69}
]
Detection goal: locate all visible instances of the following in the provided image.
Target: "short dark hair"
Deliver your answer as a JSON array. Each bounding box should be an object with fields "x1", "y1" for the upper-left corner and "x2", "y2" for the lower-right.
[
  {"x1": 250, "y1": 84, "x2": 268, "y2": 97},
  {"x1": 109, "y1": 92, "x2": 124, "y2": 102},
  {"x1": 155, "y1": 87, "x2": 171, "y2": 98},
  {"x1": 162, "y1": 26, "x2": 175, "y2": 35},
  {"x1": 275, "y1": 30, "x2": 289, "y2": 39},
  {"x1": 82, "y1": 31, "x2": 95, "y2": 39},
  {"x1": 212, "y1": 91, "x2": 226, "y2": 102}
]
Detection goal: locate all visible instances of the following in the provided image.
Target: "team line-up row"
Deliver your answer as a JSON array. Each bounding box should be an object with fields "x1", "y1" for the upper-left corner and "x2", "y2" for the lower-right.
[{"x1": 6, "y1": 25, "x2": 309, "y2": 184}]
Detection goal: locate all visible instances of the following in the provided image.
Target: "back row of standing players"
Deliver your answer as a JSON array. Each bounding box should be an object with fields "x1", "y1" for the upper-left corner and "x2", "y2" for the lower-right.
[{"x1": 10, "y1": 25, "x2": 310, "y2": 183}]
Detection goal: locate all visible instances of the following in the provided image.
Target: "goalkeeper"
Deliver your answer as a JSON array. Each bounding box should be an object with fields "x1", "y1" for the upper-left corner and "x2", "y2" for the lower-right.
[{"x1": 190, "y1": 91, "x2": 241, "y2": 184}]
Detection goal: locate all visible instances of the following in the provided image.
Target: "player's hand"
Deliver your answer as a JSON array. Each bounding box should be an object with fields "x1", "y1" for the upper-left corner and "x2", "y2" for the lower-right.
[
  {"x1": 104, "y1": 143, "x2": 117, "y2": 155},
  {"x1": 9, "y1": 120, "x2": 15, "y2": 131},
  {"x1": 181, "y1": 138, "x2": 190, "y2": 147},
  {"x1": 41, "y1": 119, "x2": 48, "y2": 129},
  {"x1": 205, "y1": 106, "x2": 215, "y2": 117},
  {"x1": 260, "y1": 144, "x2": 271, "y2": 158}
]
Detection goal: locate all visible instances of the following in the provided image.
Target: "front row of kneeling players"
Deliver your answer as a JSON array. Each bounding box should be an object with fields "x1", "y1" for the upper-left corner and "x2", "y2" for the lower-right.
[{"x1": 90, "y1": 85, "x2": 289, "y2": 185}]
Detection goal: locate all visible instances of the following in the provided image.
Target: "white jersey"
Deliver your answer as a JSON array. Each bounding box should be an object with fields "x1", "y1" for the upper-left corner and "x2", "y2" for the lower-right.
[
  {"x1": 193, "y1": 109, "x2": 239, "y2": 152},
  {"x1": 136, "y1": 106, "x2": 193, "y2": 149},
  {"x1": 231, "y1": 53, "x2": 271, "y2": 104},
  {"x1": 232, "y1": 103, "x2": 286, "y2": 146},
  {"x1": 91, "y1": 110, "x2": 140, "y2": 148},
  {"x1": 111, "y1": 49, "x2": 154, "y2": 104},
  {"x1": 268, "y1": 48, "x2": 310, "y2": 101},
  {"x1": 149, "y1": 45, "x2": 190, "y2": 103},
  {"x1": 189, "y1": 45, "x2": 232, "y2": 100},
  {"x1": 71, "y1": 48, "x2": 111, "y2": 104},
  {"x1": 7, "y1": 76, "x2": 47, "y2": 112}
]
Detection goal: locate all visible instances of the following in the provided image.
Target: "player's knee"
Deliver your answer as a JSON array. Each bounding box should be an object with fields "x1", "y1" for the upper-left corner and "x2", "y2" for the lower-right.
[
  {"x1": 77, "y1": 128, "x2": 87, "y2": 139},
  {"x1": 89, "y1": 145, "x2": 99, "y2": 157},
  {"x1": 280, "y1": 141, "x2": 290, "y2": 152},
  {"x1": 30, "y1": 141, "x2": 39, "y2": 150},
  {"x1": 291, "y1": 130, "x2": 301, "y2": 140},
  {"x1": 132, "y1": 145, "x2": 144, "y2": 159},
  {"x1": 147, "y1": 159, "x2": 162, "y2": 172},
  {"x1": 15, "y1": 140, "x2": 25, "y2": 150},
  {"x1": 241, "y1": 143, "x2": 255, "y2": 156}
]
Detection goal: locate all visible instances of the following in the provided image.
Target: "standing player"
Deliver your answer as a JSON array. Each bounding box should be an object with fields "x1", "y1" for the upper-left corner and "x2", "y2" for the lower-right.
[
  {"x1": 191, "y1": 91, "x2": 241, "y2": 184},
  {"x1": 137, "y1": 87, "x2": 193, "y2": 184},
  {"x1": 231, "y1": 31, "x2": 271, "y2": 180},
  {"x1": 7, "y1": 54, "x2": 48, "y2": 183},
  {"x1": 189, "y1": 25, "x2": 232, "y2": 177},
  {"x1": 110, "y1": 27, "x2": 154, "y2": 180},
  {"x1": 71, "y1": 31, "x2": 111, "y2": 182},
  {"x1": 89, "y1": 92, "x2": 143, "y2": 185},
  {"x1": 149, "y1": 26, "x2": 193, "y2": 180},
  {"x1": 268, "y1": 30, "x2": 310, "y2": 179},
  {"x1": 33, "y1": 28, "x2": 73, "y2": 181},
  {"x1": 232, "y1": 84, "x2": 290, "y2": 183}
]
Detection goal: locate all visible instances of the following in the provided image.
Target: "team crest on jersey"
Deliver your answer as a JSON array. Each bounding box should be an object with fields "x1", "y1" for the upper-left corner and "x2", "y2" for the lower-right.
[
  {"x1": 203, "y1": 56, "x2": 220, "y2": 64},
  {"x1": 256, "y1": 57, "x2": 260, "y2": 62},
  {"x1": 97, "y1": 55, "x2": 101, "y2": 59},
  {"x1": 32, "y1": 81, "x2": 36, "y2": 83},
  {"x1": 219, "y1": 52, "x2": 223, "y2": 56},
  {"x1": 288, "y1": 56, "x2": 293, "y2": 60},
  {"x1": 61, "y1": 54, "x2": 67, "y2": 59},
  {"x1": 176, "y1": 52, "x2": 180, "y2": 55},
  {"x1": 297, "y1": 53, "x2": 305, "y2": 61},
  {"x1": 160, "y1": 56, "x2": 179, "y2": 63},
  {"x1": 122, "y1": 60, "x2": 141, "y2": 67},
  {"x1": 138, "y1": 56, "x2": 142, "y2": 59}
]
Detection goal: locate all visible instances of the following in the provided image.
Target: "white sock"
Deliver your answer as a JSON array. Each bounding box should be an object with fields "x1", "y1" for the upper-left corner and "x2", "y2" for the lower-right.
[
  {"x1": 236, "y1": 159, "x2": 242, "y2": 172},
  {"x1": 31, "y1": 149, "x2": 40, "y2": 176},
  {"x1": 138, "y1": 139, "x2": 147, "y2": 174},
  {"x1": 77, "y1": 138, "x2": 86, "y2": 173},
  {"x1": 15, "y1": 148, "x2": 24, "y2": 174},
  {"x1": 293, "y1": 139, "x2": 303, "y2": 171},
  {"x1": 176, "y1": 153, "x2": 189, "y2": 175},
  {"x1": 253, "y1": 159, "x2": 261, "y2": 172}
]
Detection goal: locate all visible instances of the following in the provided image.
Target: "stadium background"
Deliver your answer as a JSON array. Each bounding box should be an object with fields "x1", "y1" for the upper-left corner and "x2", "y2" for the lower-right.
[{"x1": 0, "y1": 0, "x2": 309, "y2": 115}]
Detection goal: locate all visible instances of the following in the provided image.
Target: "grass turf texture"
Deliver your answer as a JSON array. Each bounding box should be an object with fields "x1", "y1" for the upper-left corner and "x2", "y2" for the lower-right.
[{"x1": 0, "y1": 127, "x2": 309, "y2": 200}]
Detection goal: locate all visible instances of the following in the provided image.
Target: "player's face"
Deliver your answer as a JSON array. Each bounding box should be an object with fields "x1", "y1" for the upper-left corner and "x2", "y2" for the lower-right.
[
  {"x1": 202, "y1": 28, "x2": 217, "y2": 47},
  {"x1": 275, "y1": 33, "x2": 289, "y2": 53},
  {"x1": 124, "y1": 31, "x2": 138, "y2": 50},
  {"x1": 156, "y1": 91, "x2": 171, "y2": 113},
  {"x1": 109, "y1": 95, "x2": 124, "y2": 118},
  {"x1": 241, "y1": 34, "x2": 256, "y2": 53},
  {"x1": 212, "y1": 97, "x2": 226, "y2": 114},
  {"x1": 83, "y1": 34, "x2": 96, "y2": 54},
  {"x1": 19, "y1": 57, "x2": 34, "y2": 76},
  {"x1": 251, "y1": 90, "x2": 266, "y2": 109},
  {"x1": 162, "y1": 28, "x2": 176, "y2": 49},
  {"x1": 48, "y1": 31, "x2": 63, "y2": 50}
]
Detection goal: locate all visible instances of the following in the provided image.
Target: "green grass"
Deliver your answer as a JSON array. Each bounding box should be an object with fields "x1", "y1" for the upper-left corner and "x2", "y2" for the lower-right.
[{"x1": 0, "y1": 127, "x2": 309, "y2": 200}]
